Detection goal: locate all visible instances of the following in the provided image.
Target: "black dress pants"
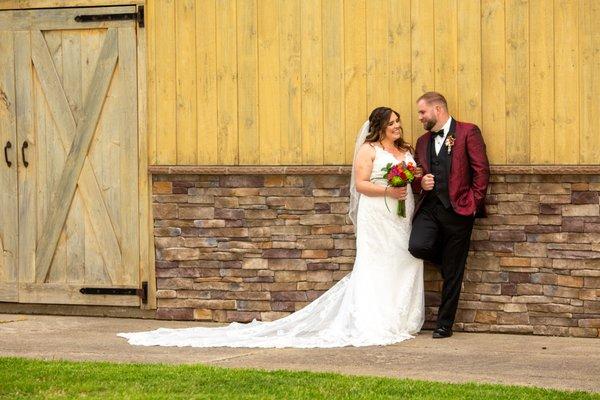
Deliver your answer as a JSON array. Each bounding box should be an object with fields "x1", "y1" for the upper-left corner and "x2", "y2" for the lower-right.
[{"x1": 409, "y1": 196, "x2": 475, "y2": 329}]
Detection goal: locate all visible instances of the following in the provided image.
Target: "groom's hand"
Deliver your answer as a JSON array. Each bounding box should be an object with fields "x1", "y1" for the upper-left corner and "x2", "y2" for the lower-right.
[{"x1": 421, "y1": 174, "x2": 435, "y2": 191}]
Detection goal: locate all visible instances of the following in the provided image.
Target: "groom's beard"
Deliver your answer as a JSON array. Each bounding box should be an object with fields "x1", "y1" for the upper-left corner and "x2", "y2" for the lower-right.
[{"x1": 423, "y1": 118, "x2": 436, "y2": 131}]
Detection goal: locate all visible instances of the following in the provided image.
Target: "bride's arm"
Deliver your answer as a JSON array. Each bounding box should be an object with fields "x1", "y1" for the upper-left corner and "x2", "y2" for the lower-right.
[{"x1": 354, "y1": 144, "x2": 406, "y2": 200}]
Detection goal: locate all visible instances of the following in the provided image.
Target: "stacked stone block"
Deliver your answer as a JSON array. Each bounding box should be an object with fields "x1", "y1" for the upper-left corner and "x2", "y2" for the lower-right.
[
  {"x1": 152, "y1": 173, "x2": 355, "y2": 323},
  {"x1": 152, "y1": 169, "x2": 600, "y2": 338},
  {"x1": 453, "y1": 174, "x2": 600, "y2": 337}
]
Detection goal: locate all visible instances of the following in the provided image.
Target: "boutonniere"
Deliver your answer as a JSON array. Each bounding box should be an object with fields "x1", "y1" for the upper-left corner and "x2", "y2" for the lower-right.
[{"x1": 445, "y1": 134, "x2": 456, "y2": 155}]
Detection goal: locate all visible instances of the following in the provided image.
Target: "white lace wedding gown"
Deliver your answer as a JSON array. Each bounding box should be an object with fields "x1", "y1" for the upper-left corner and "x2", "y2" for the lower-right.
[{"x1": 119, "y1": 148, "x2": 424, "y2": 348}]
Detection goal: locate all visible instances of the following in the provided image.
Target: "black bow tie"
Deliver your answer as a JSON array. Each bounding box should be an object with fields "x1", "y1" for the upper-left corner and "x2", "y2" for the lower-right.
[{"x1": 432, "y1": 129, "x2": 445, "y2": 138}]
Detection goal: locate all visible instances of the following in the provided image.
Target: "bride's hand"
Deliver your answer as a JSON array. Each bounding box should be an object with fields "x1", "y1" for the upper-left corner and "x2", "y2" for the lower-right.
[
  {"x1": 413, "y1": 167, "x2": 424, "y2": 178},
  {"x1": 388, "y1": 186, "x2": 407, "y2": 200}
]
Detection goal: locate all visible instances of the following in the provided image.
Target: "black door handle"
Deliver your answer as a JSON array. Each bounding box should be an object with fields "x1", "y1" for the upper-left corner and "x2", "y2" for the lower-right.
[
  {"x1": 4, "y1": 141, "x2": 11, "y2": 167},
  {"x1": 21, "y1": 141, "x2": 29, "y2": 167}
]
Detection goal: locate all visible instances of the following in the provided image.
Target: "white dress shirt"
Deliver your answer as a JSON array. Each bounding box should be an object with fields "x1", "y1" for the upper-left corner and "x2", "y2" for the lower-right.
[{"x1": 434, "y1": 117, "x2": 453, "y2": 155}]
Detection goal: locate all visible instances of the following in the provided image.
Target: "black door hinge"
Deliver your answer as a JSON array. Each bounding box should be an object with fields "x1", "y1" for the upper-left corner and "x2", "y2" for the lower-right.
[
  {"x1": 80, "y1": 281, "x2": 148, "y2": 304},
  {"x1": 75, "y1": 5, "x2": 144, "y2": 28}
]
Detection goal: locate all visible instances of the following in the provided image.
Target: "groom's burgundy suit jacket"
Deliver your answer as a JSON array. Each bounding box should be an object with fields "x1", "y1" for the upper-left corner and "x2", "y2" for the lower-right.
[{"x1": 411, "y1": 119, "x2": 490, "y2": 218}]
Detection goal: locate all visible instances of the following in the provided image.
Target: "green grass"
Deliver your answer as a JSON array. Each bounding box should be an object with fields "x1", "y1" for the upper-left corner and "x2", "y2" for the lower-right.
[{"x1": 0, "y1": 357, "x2": 597, "y2": 399}]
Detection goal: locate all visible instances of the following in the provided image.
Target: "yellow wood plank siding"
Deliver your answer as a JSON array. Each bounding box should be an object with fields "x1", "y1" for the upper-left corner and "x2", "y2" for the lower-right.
[
  {"x1": 529, "y1": 0, "x2": 554, "y2": 164},
  {"x1": 216, "y1": 0, "x2": 238, "y2": 164},
  {"x1": 196, "y1": 0, "x2": 218, "y2": 165},
  {"x1": 366, "y1": 0, "x2": 390, "y2": 112},
  {"x1": 457, "y1": 0, "x2": 481, "y2": 129},
  {"x1": 323, "y1": 0, "x2": 345, "y2": 164},
  {"x1": 410, "y1": 0, "x2": 434, "y2": 140},
  {"x1": 279, "y1": 0, "x2": 303, "y2": 164},
  {"x1": 579, "y1": 0, "x2": 600, "y2": 164},
  {"x1": 237, "y1": 0, "x2": 260, "y2": 164},
  {"x1": 434, "y1": 0, "x2": 458, "y2": 114},
  {"x1": 554, "y1": 0, "x2": 579, "y2": 165},
  {"x1": 257, "y1": 0, "x2": 280, "y2": 164},
  {"x1": 146, "y1": 0, "x2": 157, "y2": 164},
  {"x1": 154, "y1": 0, "x2": 176, "y2": 164},
  {"x1": 482, "y1": 0, "x2": 506, "y2": 165},
  {"x1": 505, "y1": 0, "x2": 529, "y2": 164},
  {"x1": 389, "y1": 0, "x2": 413, "y2": 146},
  {"x1": 175, "y1": 0, "x2": 197, "y2": 164},
  {"x1": 144, "y1": 0, "x2": 600, "y2": 166},
  {"x1": 343, "y1": 0, "x2": 366, "y2": 163},
  {"x1": 301, "y1": 0, "x2": 324, "y2": 164}
]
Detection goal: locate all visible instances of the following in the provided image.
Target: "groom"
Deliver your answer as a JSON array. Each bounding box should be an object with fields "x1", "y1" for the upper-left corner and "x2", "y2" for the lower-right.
[{"x1": 409, "y1": 92, "x2": 490, "y2": 339}]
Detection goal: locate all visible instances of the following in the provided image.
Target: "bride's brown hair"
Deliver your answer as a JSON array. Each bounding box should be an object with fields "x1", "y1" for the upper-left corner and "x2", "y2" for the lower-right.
[{"x1": 364, "y1": 107, "x2": 413, "y2": 153}]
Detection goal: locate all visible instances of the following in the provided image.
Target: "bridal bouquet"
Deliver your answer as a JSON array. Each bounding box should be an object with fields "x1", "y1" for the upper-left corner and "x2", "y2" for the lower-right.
[{"x1": 380, "y1": 161, "x2": 417, "y2": 217}]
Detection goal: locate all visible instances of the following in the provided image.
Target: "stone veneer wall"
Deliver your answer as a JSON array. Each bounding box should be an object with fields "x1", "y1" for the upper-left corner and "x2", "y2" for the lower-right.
[{"x1": 150, "y1": 166, "x2": 600, "y2": 338}]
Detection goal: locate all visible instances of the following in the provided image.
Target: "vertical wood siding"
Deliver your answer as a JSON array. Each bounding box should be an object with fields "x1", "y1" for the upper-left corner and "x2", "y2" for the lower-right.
[{"x1": 146, "y1": 0, "x2": 600, "y2": 165}]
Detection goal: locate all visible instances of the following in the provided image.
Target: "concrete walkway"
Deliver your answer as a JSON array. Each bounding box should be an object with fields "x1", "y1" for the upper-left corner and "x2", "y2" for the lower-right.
[{"x1": 1, "y1": 313, "x2": 599, "y2": 393}]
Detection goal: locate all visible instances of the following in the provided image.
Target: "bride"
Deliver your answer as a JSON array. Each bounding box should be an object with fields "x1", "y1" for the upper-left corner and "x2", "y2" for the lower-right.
[{"x1": 119, "y1": 107, "x2": 425, "y2": 348}]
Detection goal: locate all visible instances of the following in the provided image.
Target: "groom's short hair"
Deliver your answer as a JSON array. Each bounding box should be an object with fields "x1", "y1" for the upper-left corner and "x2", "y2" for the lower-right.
[{"x1": 417, "y1": 92, "x2": 448, "y2": 110}]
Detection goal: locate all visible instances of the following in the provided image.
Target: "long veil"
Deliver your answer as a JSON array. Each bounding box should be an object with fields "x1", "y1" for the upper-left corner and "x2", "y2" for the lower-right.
[{"x1": 348, "y1": 120, "x2": 370, "y2": 230}]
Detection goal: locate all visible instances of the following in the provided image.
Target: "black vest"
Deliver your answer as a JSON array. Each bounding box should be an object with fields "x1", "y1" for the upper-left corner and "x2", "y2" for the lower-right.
[{"x1": 429, "y1": 137, "x2": 451, "y2": 208}]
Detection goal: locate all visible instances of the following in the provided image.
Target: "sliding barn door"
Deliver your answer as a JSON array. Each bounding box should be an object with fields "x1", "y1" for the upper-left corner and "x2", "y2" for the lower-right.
[
  {"x1": 0, "y1": 27, "x2": 18, "y2": 302},
  {"x1": 0, "y1": 7, "x2": 141, "y2": 306}
]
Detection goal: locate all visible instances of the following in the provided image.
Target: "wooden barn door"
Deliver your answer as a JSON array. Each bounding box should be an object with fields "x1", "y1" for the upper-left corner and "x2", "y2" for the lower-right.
[
  {"x1": 0, "y1": 7, "x2": 143, "y2": 306},
  {"x1": 0, "y1": 27, "x2": 18, "y2": 302}
]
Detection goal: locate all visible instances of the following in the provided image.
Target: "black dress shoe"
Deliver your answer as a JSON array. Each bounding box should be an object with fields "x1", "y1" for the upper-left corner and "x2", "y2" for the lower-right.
[{"x1": 432, "y1": 326, "x2": 453, "y2": 339}]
